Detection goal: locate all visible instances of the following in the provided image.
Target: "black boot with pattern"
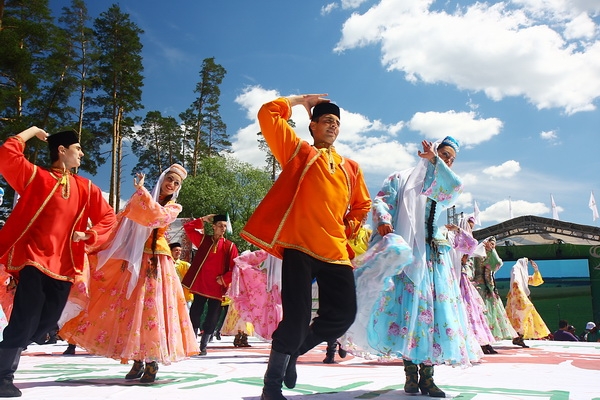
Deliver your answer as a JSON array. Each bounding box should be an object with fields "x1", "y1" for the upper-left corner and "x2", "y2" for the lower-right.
[
  {"x1": 140, "y1": 361, "x2": 159, "y2": 383},
  {"x1": 403, "y1": 359, "x2": 419, "y2": 394},
  {"x1": 418, "y1": 364, "x2": 445, "y2": 398},
  {"x1": 125, "y1": 360, "x2": 144, "y2": 380}
]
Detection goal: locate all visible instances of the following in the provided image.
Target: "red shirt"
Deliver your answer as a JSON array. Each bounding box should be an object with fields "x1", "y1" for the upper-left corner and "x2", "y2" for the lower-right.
[
  {"x1": 182, "y1": 218, "x2": 238, "y2": 300},
  {"x1": 0, "y1": 136, "x2": 116, "y2": 281}
]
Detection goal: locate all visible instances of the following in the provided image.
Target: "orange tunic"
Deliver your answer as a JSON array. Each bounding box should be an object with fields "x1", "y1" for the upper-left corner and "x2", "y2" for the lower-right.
[
  {"x1": 0, "y1": 136, "x2": 116, "y2": 282},
  {"x1": 241, "y1": 98, "x2": 371, "y2": 265}
]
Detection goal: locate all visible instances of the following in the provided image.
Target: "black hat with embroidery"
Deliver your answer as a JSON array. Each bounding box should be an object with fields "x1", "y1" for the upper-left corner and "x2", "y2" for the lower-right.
[
  {"x1": 169, "y1": 242, "x2": 182, "y2": 249},
  {"x1": 47, "y1": 130, "x2": 79, "y2": 151}
]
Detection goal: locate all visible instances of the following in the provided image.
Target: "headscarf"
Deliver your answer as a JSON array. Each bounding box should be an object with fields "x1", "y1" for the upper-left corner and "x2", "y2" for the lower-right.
[
  {"x1": 510, "y1": 257, "x2": 531, "y2": 296},
  {"x1": 96, "y1": 164, "x2": 187, "y2": 298},
  {"x1": 389, "y1": 138, "x2": 454, "y2": 285}
]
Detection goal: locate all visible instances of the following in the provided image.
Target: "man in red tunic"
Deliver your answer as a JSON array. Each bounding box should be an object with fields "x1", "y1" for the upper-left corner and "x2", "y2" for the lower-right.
[
  {"x1": 182, "y1": 214, "x2": 239, "y2": 355},
  {"x1": 0, "y1": 127, "x2": 116, "y2": 397}
]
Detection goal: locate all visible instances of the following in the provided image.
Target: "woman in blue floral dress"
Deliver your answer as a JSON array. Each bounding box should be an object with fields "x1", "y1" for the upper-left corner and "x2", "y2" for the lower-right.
[{"x1": 346, "y1": 137, "x2": 481, "y2": 398}]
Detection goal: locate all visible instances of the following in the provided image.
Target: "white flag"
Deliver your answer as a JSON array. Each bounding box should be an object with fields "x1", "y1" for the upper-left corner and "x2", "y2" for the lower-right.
[
  {"x1": 226, "y1": 212, "x2": 233, "y2": 234},
  {"x1": 590, "y1": 192, "x2": 599, "y2": 222},
  {"x1": 509, "y1": 197, "x2": 514, "y2": 219},
  {"x1": 551, "y1": 194, "x2": 559, "y2": 220},
  {"x1": 473, "y1": 200, "x2": 481, "y2": 226}
]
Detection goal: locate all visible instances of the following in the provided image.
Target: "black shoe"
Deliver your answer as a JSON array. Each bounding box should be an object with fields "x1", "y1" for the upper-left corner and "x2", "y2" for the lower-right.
[
  {"x1": 63, "y1": 344, "x2": 76, "y2": 355},
  {"x1": 486, "y1": 345, "x2": 498, "y2": 354},
  {"x1": 125, "y1": 360, "x2": 144, "y2": 379},
  {"x1": 323, "y1": 354, "x2": 336, "y2": 364},
  {"x1": 140, "y1": 362, "x2": 159, "y2": 383},
  {"x1": 0, "y1": 378, "x2": 21, "y2": 397},
  {"x1": 199, "y1": 349, "x2": 207, "y2": 356},
  {"x1": 215, "y1": 331, "x2": 221, "y2": 340},
  {"x1": 512, "y1": 336, "x2": 529, "y2": 348},
  {"x1": 337, "y1": 342, "x2": 347, "y2": 358}
]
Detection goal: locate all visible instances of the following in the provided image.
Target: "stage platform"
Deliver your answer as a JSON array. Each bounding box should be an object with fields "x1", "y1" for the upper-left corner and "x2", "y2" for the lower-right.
[{"x1": 13, "y1": 337, "x2": 599, "y2": 399}]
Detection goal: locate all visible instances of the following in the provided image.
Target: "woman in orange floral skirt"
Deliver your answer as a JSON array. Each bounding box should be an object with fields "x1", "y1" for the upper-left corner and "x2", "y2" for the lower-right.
[{"x1": 60, "y1": 164, "x2": 198, "y2": 382}]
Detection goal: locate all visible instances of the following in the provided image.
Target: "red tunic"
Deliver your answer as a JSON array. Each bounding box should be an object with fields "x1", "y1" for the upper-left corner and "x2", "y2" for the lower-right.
[
  {"x1": 181, "y1": 218, "x2": 238, "y2": 300},
  {"x1": 0, "y1": 136, "x2": 116, "y2": 282}
]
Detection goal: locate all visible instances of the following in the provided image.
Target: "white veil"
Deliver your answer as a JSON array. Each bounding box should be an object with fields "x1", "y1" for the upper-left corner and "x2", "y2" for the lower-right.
[{"x1": 96, "y1": 166, "x2": 185, "y2": 298}]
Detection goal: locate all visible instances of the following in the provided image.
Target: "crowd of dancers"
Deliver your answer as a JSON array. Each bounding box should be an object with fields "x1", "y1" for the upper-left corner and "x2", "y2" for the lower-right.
[{"x1": 0, "y1": 94, "x2": 589, "y2": 400}]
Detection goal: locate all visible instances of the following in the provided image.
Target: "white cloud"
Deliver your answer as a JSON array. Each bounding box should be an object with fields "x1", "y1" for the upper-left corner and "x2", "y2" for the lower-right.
[
  {"x1": 321, "y1": 3, "x2": 338, "y2": 15},
  {"x1": 455, "y1": 191, "x2": 474, "y2": 210},
  {"x1": 407, "y1": 110, "x2": 503, "y2": 148},
  {"x1": 482, "y1": 160, "x2": 521, "y2": 178},
  {"x1": 512, "y1": 0, "x2": 600, "y2": 19},
  {"x1": 341, "y1": 0, "x2": 370, "y2": 9},
  {"x1": 564, "y1": 12, "x2": 597, "y2": 40},
  {"x1": 540, "y1": 129, "x2": 558, "y2": 140},
  {"x1": 334, "y1": 0, "x2": 600, "y2": 114},
  {"x1": 479, "y1": 198, "x2": 549, "y2": 223}
]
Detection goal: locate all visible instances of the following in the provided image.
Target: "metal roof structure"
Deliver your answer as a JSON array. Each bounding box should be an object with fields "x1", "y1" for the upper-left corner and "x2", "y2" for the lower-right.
[{"x1": 472, "y1": 215, "x2": 600, "y2": 246}]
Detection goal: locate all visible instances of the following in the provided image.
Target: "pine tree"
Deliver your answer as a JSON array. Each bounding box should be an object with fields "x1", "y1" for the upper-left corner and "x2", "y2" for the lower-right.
[
  {"x1": 91, "y1": 4, "x2": 144, "y2": 208},
  {"x1": 58, "y1": 0, "x2": 103, "y2": 174},
  {"x1": 179, "y1": 57, "x2": 228, "y2": 177},
  {"x1": 132, "y1": 110, "x2": 185, "y2": 184}
]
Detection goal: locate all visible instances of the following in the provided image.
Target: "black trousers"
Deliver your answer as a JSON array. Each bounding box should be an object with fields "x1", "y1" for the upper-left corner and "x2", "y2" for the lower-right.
[
  {"x1": 271, "y1": 249, "x2": 357, "y2": 355},
  {"x1": 189, "y1": 294, "x2": 222, "y2": 336},
  {"x1": 0, "y1": 266, "x2": 72, "y2": 348}
]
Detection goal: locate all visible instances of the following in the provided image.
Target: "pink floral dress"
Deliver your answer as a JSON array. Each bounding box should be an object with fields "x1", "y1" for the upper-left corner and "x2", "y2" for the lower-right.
[{"x1": 60, "y1": 187, "x2": 198, "y2": 364}]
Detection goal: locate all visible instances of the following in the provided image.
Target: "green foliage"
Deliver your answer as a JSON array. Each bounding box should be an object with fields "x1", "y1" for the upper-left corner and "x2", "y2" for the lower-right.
[
  {"x1": 132, "y1": 110, "x2": 185, "y2": 182},
  {"x1": 179, "y1": 57, "x2": 228, "y2": 176},
  {"x1": 177, "y1": 155, "x2": 273, "y2": 251},
  {"x1": 58, "y1": 0, "x2": 103, "y2": 174},
  {"x1": 0, "y1": 0, "x2": 62, "y2": 153},
  {"x1": 92, "y1": 3, "x2": 144, "y2": 207}
]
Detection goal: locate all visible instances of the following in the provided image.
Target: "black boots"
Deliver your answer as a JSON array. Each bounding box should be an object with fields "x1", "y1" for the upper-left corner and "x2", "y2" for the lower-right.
[
  {"x1": 512, "y1": 335, "x2": 529, "y2": 348},
  {"x1": 418, "y1": 364, "x2": 445, "y2": 398},
  {"x1": 63, "y1": 343, "x2": 76, "y2": 355},
  {"x1": 283, "y1": 354, "x2": 298, "y2": 389},
  {"x1": 125, "y1": 360, "x2": 158, "y2": 383},
  {"x1": 337, "y1": 341, "x2": 347, "y2": 358},
  {"x1": 200, "y1": 333, "x2": 211, "y2": 355},
  {"x1": 323, "y1": 341, "x2": 337, "y2": 364},
  {"x1": 0, "y1": 347, "x2": 23, "y2": 398},
  {"x1": 125, "y1": 360, "x2": 144, "y2": 379},
  {"x1": 481, "y1": 344, "x2": 498, "y2": 354},
  {"x1": 403, "y1": 359, "x2": 419, "y2": 394},
  {"x1": 0, "y1": 378, "x2": 21, "y2": 398},
  {"x1": 233, "y1": 330, "x2": 251, "y2": 347},
  {"x1": 261, "y1": 350, "x2": 290, "y2": 400},
  {"x1": 283, "y1": 330, "x2": 322, "y2": 389},
  {"x1": 140, "y1": 361, "x2": 159, "y2": 383}
]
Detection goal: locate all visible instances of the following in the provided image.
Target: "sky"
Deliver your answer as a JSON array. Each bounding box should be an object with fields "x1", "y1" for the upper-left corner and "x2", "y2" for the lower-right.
[{"x1": 51, "y1": 0, "x2": 600, "y2": 229}]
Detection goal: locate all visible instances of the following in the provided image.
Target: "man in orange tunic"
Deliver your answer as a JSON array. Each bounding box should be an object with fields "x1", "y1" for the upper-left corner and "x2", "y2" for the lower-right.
[
  {"x1": 0, "y1": 127, "x2": 116, "y2": 397},
  {"x1": 241, "y1": 94, "x2": 371, "y2": 400},
  {"x1": 182, "y1": 214, "x2": 239, "y2": 355}
]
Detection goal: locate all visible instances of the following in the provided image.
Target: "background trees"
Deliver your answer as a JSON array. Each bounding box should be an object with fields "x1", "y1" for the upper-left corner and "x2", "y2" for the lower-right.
[
  {"x1": 179, "y1": 57, "x2": 228, "y2": 177},
  {"x1": 177, "y1": 156, "x2": 272, "y2": 251},
  {"x1": 92, "y1": 4, "x2": 144, "y2": 207},
  {"x1": 0, "y1": 1, "x2": 273, "y2": 247}
]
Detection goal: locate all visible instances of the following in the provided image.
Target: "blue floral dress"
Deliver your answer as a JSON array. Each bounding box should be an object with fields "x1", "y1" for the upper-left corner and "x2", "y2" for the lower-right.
[{"x1": 346, "y1": 158, "x2": 482, "y2": 366}]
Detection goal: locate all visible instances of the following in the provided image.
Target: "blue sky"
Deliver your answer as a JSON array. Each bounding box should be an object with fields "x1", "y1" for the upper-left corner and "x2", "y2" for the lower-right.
[{"x1": 53, "y1": 0, "x2": 600, "y2": 228}]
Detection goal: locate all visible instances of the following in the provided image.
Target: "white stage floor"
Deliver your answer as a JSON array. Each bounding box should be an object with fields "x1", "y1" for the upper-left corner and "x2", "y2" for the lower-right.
[{"x1": 13, "y1": 337, "x2": 600, "y2": 399}]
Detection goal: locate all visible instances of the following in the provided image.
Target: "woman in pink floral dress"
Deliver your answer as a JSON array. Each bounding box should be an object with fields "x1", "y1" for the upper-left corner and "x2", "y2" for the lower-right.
[{"x1": 60, "y1": 164, "x2": 198, "y2": 382}]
